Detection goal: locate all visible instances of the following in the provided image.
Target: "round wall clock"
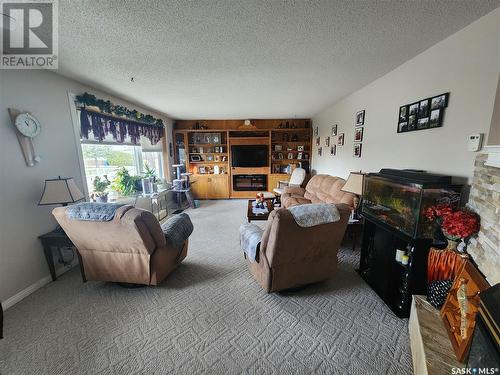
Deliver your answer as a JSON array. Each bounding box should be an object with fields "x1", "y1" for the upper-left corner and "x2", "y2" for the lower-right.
[{"x1": 15, "y1": 113, "x2": 41, "y2": 138}]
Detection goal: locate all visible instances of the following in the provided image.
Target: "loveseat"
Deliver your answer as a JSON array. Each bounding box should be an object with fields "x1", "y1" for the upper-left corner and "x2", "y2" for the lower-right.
[{"x1": 281, "y1": 174, "x2": 357, "y2": 209}]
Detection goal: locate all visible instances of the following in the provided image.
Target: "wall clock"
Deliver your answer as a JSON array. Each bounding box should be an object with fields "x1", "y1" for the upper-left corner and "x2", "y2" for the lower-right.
[
  {"x1": 8, "y1": 108, "x2": 41, "y2": 167},
  {"x1": 15, "y1": 113, "x2": 41, "y2": 138}
]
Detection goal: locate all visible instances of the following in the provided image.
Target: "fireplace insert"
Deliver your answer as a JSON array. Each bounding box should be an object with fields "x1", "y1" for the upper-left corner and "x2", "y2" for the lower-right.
[{"x1": 233, "y1": 175, "x2": 266, "y2": 191}]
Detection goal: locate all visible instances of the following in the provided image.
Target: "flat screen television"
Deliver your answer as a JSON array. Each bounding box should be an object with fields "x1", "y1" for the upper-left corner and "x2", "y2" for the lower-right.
[{"x1": 231, "y1": 145, "x2": 268, "y2": 167}]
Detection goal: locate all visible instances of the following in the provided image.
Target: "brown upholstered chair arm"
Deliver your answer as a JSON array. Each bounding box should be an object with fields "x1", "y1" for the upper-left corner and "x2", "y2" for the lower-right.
[{"x1": 283, "y1": 186, "x2": 306, "y2": 196}]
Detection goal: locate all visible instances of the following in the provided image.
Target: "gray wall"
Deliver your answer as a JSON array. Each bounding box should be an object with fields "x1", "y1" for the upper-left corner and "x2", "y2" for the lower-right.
[
  {"x1": 311, "y1": 9, "x2": 499, "y2": 182},
  {"x1": 0, "y1": 70, "x2": 173, "y2": 303}
]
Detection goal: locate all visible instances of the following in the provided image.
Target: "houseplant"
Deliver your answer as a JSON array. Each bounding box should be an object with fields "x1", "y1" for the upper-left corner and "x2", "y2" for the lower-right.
[
  {"x1": 92, "y1": 175, "x2": 111, "y2": 202},
  {"x1": 111, "y1": 167, "x2": 141, "y2": 196}
]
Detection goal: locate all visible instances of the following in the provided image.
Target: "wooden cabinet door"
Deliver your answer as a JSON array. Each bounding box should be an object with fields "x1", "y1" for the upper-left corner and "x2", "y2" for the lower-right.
[
  {"x1": 207, "y1": 175, "x2": 229, "y2": 199},
  {"x1": 190, "y1": 176, "x2": 208, "y2": 199},
  {"x1": 268, "y1": 174, "x2": 290, "y2": 191}
]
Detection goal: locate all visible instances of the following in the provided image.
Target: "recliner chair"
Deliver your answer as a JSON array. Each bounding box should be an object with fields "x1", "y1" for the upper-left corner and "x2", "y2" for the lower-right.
[
  {"x1": 245, "y1": 204, "x2": 351, "y2": 292},
  {"x1": 53, "y1": 205, "x2": 191, "y2": 285}
]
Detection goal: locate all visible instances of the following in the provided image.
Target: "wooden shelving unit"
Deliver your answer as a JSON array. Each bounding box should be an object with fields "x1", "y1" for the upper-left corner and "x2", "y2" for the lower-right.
[
  {"x1": 270, "y1": 128, "x2": 312, "y2": 174},
  {"x1": 172, "y1": 119, "x2": 312, "y2": 199}
]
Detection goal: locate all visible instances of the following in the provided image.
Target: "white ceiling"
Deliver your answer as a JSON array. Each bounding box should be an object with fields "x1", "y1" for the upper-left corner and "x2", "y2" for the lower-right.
[{"x1": 58, "y1": 1, "x2": 499, "y2": 119}]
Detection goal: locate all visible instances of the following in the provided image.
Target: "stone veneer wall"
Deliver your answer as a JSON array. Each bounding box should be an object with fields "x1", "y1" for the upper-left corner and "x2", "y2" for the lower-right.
[{"x1": 467, "y1": 153, "x2": 500, "y2": 285}]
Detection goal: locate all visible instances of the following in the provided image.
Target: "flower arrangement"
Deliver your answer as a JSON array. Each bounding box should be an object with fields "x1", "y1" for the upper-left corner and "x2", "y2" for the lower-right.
[{"x1": 425, "y1": 204, "x2": 480, "y2": 249}]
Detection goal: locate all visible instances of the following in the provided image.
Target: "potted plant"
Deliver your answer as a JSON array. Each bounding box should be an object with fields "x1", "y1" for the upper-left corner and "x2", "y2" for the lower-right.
[
  {"x1": 92, "y1": 175, "x2": 111, "y2": 202},
  {"x1": 111, "y1": 167, "x2": 141, "y2": 196}
]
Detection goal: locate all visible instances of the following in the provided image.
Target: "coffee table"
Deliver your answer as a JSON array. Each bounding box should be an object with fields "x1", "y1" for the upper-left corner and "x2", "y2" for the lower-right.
[{"x1": 247, "y1": 199, "x2": 274, "y2": 222}]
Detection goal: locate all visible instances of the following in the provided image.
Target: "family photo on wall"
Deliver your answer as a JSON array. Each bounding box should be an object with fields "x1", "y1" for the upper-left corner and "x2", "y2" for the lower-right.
[{"x1": 398, "y1": 93, "x2": 449, "y2": 133}]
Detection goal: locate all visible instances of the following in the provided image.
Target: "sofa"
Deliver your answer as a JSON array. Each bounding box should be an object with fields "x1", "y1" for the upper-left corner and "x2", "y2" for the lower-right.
[
  {"x1": 281, "y1": 174, "x2": 357, "y2": 209},
  {"x1": 244, "y1": 204, "x2": 351, "y2": 292},
  {"x1": 53, "y1": 205, "x2": 192, "y2": 285}
]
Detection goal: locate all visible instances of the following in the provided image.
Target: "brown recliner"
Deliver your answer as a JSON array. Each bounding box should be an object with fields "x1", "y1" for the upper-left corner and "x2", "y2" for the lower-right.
[
  {"x1": 52, "y1": 205, "x2": 188, "y2": 285},
  {"x1": 281, "y1": 174, "x2": 357, "y2": 209},
  {"x1": 246, "y1": 204, "x2": 351, "y2": 292}
]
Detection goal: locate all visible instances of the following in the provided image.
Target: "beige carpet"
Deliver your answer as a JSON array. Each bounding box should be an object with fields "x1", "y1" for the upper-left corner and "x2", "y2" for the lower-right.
[{"x1": 0, "y1": 199, "x2": 412, "y2": 374}]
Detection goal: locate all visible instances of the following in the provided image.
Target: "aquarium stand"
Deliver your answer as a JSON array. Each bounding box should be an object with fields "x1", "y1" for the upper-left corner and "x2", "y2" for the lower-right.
[{"x1": 358, "y1": 217, "x2": 431, "y2": 318}]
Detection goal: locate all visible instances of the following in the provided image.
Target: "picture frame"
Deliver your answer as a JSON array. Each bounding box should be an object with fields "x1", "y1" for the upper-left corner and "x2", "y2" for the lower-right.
[
  {"x1": 211, "y1": 133, "x2": 221, "y2": 144},
  {"x1": 354, "y1": 127, "x2": 363, "y2": 142},
  {"x1": 409, "y1": 102, "x2": 419, "y2": 116},
  {"x1": 332, "y1": 124, "x2": 338, "y2": 136},
  {"x1": 297, "y1": 152, "x2": 303, "y2": 160},
  {"x1": 316, "y1": 137, "x2": 321, "y2": 146},
  {"x1": 314, "y1": 127, "x2": 319, "y2": 136},
  {"x1": 330, "y1": 145, "x2": 336, "y2": 156},
  {"x1": 429, "y1": 109, "x2": 443, "y2": 128},
  {"x1": 399, "y1": 105, "x2": 408, "y2": 122},
  {"x1": 325, "y1": 136, "x2": 330, "y2": 147},
  {"x1": 355, "y1": 110, "x2": 365, "y2": 126},
  {"x1": 417, "y1": 117, "x2": 429, "y2": 130},
  {"x1": 353, "y1": 143, "x2": 362, "y2": 158},
  {"x1": 418, "y1": 99, "x2": 430, "y2": 118},
  {"x1": 297, "y1": 145, "x2": 304, "y2": 151},
  {"x1": 318, "y1": 147, "x2": 322, "y2": 156},
  {"x1": 190, "y1": 155, "x2": 201, "y2": 162},
  {"x1": 431, "y1": 93, "x2": 449, "y2": 110},
  {"x1": 398, "y1": 93, "x2": 450, "y2": 134},
  {"x1": 398, "y1": 122, "x2": 408, "y2": 133},
  {"x1": 338, "y1": 133, "x2": 345, "y2": 145},
  {"x1": 408, "y1": 115, "x2": 416, "y2": 130}
]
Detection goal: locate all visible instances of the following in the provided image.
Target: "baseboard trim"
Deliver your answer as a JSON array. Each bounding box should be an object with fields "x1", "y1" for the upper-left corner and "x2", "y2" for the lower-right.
[{"x1": 3, "y1": 265, "x2": 75, "y2": 310}]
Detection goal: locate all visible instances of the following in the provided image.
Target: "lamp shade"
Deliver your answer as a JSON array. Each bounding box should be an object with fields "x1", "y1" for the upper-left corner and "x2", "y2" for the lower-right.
[
  {"x1": 341, "y1": 172, "x2": 364, "y2": 195},
  {"x1": 39, "y1": 177, "x2": 85, "y2": 205}
]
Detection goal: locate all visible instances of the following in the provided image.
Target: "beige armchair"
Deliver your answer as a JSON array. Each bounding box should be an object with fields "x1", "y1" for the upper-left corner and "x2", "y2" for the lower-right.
[
  {"x1": 246, "y1": 204, "x2": 351, "y2": 292},
  {"x1": 53, "y1": 205, "x2": 189, "y2": 285}
]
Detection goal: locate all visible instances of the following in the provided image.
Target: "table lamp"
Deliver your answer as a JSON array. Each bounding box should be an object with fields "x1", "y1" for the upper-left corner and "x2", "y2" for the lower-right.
[
  {"x1": 341, "y1": 172, "x2": 364, "y2": 220},
  {"x1": 38, "y1": 176, "x2": 85, "y2": 206}
]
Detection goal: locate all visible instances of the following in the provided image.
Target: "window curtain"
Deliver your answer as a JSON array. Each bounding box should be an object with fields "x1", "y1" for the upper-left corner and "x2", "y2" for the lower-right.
[{"x1": 80, "y1": 108, "x2": 164, "y2": 146}]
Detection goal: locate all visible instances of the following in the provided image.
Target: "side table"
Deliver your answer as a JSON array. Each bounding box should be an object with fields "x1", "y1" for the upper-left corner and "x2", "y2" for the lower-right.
[
  {"x1": 344, "y1": 219, "x2": 364, "y2": 251},
  {"x1": 38, "y1": 229, "x2": 86, "y2": 282}
]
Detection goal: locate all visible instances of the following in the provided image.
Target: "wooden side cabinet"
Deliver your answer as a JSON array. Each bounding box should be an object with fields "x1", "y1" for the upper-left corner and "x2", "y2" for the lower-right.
[
  {"x1": 268, "y1": 173, "x2": 290, "y2": 191},
  {"x1": 191, "y1": 175, "x2": 229, "y2": 199}
]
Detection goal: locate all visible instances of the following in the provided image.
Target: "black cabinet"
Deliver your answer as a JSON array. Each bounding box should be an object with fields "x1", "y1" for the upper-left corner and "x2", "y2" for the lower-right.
[{"x1": 358, "y1": 218, "x2": 431, "y2": 318}]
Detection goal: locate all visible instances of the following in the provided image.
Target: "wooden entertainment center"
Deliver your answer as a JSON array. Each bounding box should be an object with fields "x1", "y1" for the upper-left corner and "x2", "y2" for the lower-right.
[{"x1": 173, "y1": 119, "x2": 312, "y2": 199}]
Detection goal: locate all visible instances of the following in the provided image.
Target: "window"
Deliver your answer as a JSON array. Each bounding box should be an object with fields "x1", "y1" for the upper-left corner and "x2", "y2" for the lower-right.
[{"x1": 81, "y1": 143, "x2": 164, "y2": 194}]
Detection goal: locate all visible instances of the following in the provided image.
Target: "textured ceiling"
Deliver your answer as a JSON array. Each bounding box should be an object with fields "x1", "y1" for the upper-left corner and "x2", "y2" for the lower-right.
[{"x1": 58, "y1": 1, "x2": 499, "y2": 119}]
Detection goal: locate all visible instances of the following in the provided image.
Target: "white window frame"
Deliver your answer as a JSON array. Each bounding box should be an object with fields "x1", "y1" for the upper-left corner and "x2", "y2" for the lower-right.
[{"x1": 68, "y1": 92, "x2": 165, "y2": 197}]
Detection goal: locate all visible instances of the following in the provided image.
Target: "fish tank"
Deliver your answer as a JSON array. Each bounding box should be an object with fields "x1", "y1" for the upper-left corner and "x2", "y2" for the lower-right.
[{"x1": 362, "y1": 169, "x2": 462, "y2": 239}]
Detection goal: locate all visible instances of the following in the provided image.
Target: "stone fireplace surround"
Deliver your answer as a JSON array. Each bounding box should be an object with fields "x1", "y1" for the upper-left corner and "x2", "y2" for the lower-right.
[{"x1": 466, "y1": 153, "x2": 500, "y2": 285}]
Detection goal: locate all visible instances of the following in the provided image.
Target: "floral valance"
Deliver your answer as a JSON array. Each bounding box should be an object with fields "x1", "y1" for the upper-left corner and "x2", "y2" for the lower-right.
[{"x1": 79, "y1": 108, "x2": 164, "y2": 145}]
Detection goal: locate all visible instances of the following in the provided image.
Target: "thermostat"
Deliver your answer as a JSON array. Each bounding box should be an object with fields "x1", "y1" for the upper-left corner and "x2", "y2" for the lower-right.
[{"x1": 468, "y1": 134, "x2": 483, "y2": 152}]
